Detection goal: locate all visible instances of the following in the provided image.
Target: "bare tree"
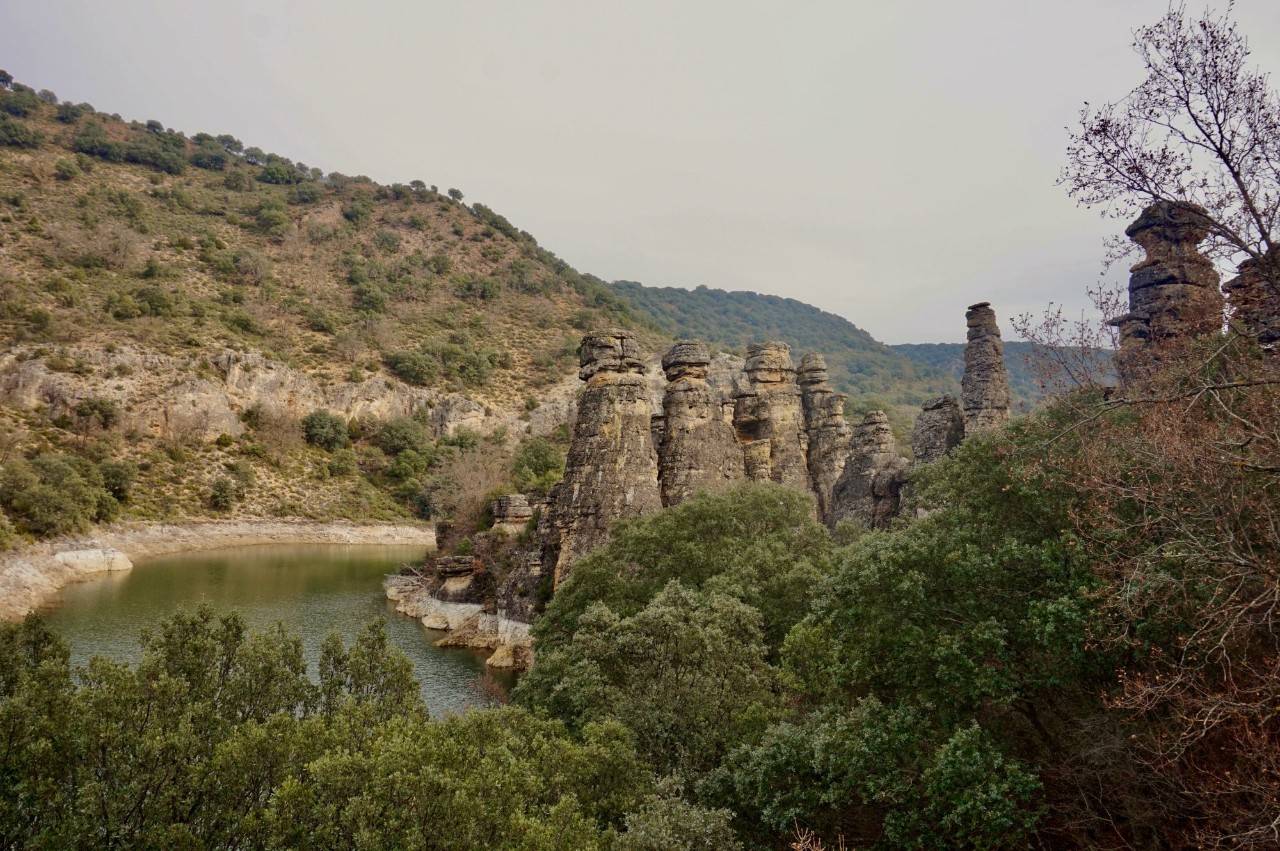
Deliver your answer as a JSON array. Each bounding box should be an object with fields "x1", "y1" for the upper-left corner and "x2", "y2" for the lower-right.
[{"x1": 1062, "y1": 4, "x2": 1279, "y2": 294}]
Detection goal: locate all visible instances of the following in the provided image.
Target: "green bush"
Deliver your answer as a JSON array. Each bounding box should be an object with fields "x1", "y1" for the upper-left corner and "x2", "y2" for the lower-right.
[
  {"x1": 0, "y1": 114, "x2": 41, "y2": 148},
  {"x1": 258, "y1": 161, "x2": 300, "y2": 184},
  {"x1": 0, "y1": 454, "x2": 118, "y2": 537},
  {"x1": 208, "y1": 477, "x2": 238, "y2": 511},
  {"x1": 374, "y1": 417, "x2": 432, "y2": 458},
  {"x1": 384, "y1": 350, "x2": 437, "y2": 385},
  {"x1": 327, "y1": 448, "x2": 358, "y2": 477},
  {"x1": 512, "y1": 437, "x2": 564, "y2": 496},
  {"x1": 301, "y1": 410, "x2": 349, "y2": 451}
]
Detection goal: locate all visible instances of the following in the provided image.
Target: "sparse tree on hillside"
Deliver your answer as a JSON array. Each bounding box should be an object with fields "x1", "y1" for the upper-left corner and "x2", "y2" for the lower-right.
[
  {"x1": 447, "y1": 187, "x2": 464, "y2": 201},
  {"x1": 1062, "y1": 4, "x2": 1278, "y2": 292}
]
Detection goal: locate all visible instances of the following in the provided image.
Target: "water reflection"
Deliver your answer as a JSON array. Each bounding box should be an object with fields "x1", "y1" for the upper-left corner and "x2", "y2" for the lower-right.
[{"x1": 40, "y1": 544, "x2": 509, "y2": 717}]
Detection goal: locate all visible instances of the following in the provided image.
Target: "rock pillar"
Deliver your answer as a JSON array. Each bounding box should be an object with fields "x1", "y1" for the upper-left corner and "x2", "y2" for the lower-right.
[
  {"x1": 543, "y1": 329, "x2": 662, "y2": 587},
  {"x1": 828, "y1": 410, "x2": 909, "y2": 530},
  {"x1": 732, "y1": 341, "x2": 810, "y2": 491},
  {"x1": 656, "y1": 341, "x2": 745, "y2": 506},
  {"x1": 1224, "y1": 248, "x2": 1279, "y2": 348},
  {"x1": 911, "y1": 395, "x2": 965, "y2": 464},
  {"x1": 797, "y1": 353, "x2": 851, "y2": 521},
  {"x1": 961, "y1": 302, "x2": 1011, "y2": 434},
  {"x1": 1108, "y1": 201, "x2": 1224, "y2": 379}
]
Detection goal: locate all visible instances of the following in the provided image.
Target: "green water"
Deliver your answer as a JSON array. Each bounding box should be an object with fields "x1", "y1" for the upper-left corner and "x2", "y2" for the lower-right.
[{"x1": 40, "y1": 544, "x2": 505, "y2": 717}]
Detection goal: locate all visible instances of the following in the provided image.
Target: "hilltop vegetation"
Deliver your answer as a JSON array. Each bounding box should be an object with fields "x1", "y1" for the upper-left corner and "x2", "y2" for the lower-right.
[{"x1": 609, "y1": 281, "x2": 956, "y2": 411}]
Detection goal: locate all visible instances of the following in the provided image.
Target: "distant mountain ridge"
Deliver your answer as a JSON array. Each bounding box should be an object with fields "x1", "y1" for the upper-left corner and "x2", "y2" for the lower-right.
[{"x1": 608, "y1": 281, "x2": 956, "y2": 412}]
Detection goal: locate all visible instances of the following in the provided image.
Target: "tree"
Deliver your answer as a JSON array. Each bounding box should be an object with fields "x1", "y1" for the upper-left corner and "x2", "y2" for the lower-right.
[
  {"x1": 301, "y1": 410, "x2": 349, "y2": 451},
  {"x1": 1063, "y1": 5, "x2": 1279, "y2": 296},
  {"x1": 448, "y1": 187, "x2": 464, "y2": 201}
]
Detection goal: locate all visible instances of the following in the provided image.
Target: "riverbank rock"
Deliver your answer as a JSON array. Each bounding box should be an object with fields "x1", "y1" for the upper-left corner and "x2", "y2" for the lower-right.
[{"x1": 490, "y1": 494, "x2": 534, "y2": 536}]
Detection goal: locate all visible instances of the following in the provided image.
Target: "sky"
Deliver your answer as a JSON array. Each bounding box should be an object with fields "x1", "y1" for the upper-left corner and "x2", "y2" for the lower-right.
[{"x1": 3, "y1": 1, "x2": 1279, "y2": 343}]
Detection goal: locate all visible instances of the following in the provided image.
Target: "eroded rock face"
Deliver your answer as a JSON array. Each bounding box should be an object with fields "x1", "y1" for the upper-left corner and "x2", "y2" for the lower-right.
[
  {"x1": 828, "y1": 410, "x2": 909, "y2": 530},
  {"x1": 1225, "y1": 249, "x2": 1280, "y2": 348},
  {"x1": 733, "y1": 342, "x2": 810, "y2": 490},
  {"x1": 798, "y1": 353, "x2": 851, "y2": 520},
  {"x1": 490, "y1": 494, "x2": 533, "y2": 536},
  {"x1": 911, "y1": 395, "x2": 964, "y2": 464},
  {"x1": 961, "y1": 302, "x2": 1011, "y2": 434},
  {"x1": 543, "y1": 330, "x2": 662, "y2": 586},
  {"x1": 657, "y1": 341, "x2": 745, "y2": 506},
  {"x1": 1109, "y1": 201, "x2": 1224, "y2": 379}
]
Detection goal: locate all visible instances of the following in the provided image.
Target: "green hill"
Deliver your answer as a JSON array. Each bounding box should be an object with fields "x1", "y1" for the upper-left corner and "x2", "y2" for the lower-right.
[{"x1": 608, "y1": 281, "x2": 957, "y2": 413}]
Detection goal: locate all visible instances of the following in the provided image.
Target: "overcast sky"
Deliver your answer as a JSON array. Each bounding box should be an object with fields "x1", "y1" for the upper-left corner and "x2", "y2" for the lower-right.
[{"x1": 4, "y1": 1, "x2": 1279, "y2": 342}]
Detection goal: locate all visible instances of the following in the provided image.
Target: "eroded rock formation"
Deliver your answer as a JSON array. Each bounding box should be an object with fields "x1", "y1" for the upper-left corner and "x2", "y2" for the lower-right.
[
  {"x1": 828, "y1": 410, "x2": 909, "y2": 530},
  {"x1": 1109, "y1": 201, "x2": 1224, "y2": 379},
  {"x1": 542, "y1": 329, "x2": 662, "y2": 586},
  {"x1": 1225, "y1": 249, "x2": 1280, "y2": 348},
  {"x1": 961, "y1": 302, "x2": 1011, "y2": 434},
  {"x1": 490, "y1": 494, "x2": 533, "y2": 536},
  {"x1": 733, "y1": 342, "x2": 810, "y2": 490},
  {"x1": 798, "y1": 353, "x2": 851, "y2": 518},
  {"x1": 911, "y1": 395, "x2": 964, "y2": 464},
  {"x1": 656, "y1": 341, "x2": 745, "y2": 506}
]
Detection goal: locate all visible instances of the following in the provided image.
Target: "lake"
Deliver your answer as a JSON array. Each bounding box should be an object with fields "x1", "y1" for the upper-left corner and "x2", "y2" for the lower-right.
[{"x1": 39, "y1": 543, "x2": 507, "y2": 717}]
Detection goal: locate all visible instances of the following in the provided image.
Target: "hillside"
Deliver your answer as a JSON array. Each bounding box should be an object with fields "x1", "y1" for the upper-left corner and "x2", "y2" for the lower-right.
[{"x1": 0, "y1": 76, "x2": 658, "y2": 541}]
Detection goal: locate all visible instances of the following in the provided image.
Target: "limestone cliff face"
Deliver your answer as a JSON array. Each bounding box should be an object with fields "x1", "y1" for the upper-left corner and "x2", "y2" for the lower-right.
[
  {"x1": 911, "y1": 395, "x2": 964, "y2": 464},
  {"x1": 961, "y1": 302, "x2": 1011, "y2": 434},
  {"x1": 1109, "y1": 201, "x2": 1224, "y2": 380},
  {"x1": 1225, "y1": 249, "x2": 1280, "y2": 349},
  {"x1": 828, "y1": 410, "x2": 909, "y2": 530},
  {"x1": 656, "y1": 341, "x2": 745, "y2": 506},
  {"x1": 733, "y1": 342, "x2": 810, "y2": 491},
  {"x1": 798, "y1": 353, "x2": 851, "y2": 520},
  {"x1": 542, "y1": 329, "x2": 662, "y2": 587}
]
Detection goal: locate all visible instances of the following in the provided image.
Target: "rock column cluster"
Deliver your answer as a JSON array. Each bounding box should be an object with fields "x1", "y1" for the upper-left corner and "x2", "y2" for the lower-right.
[
  {"x1": 1109, "y1": 201, "x2": 1224, "y2": 380},
  {"x1": 732, "y1": 342, "x2": 810, "y2": 490},
  {"x1": 961, "y1": 302, "x2": 1011, "y2": 434},
  {"x1": 798, "y1": 353, "x2": 852, "y2": 519},
  {"x1": 542, "y1": 329, "x2": 662, "y2": 586},
  {"x1": 656, "y1": 341, "x2": 745, "y2": 507}
]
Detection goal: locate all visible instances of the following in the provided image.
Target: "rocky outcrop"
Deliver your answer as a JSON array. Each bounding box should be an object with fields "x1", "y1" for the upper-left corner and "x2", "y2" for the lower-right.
[
  {"x1": 1224, "y1": 249, "x2": 1280, "y2": 348},
  {"x1": 828, "y1": 411, "x2": 909, "y2": 530},
  {"x1": 733, "y1": 342, "x2": 810, "y2": 491},
  {"x1": 542, "y1": 330, "x2": 662, "y2": 586},
  {"x1": 911, "y1": 395, "x2": 965, "y2": 464},
  {"x1": 490, "y1": 494, "x2": 533, "y2": 536},
  {"x1": 656, "y1": 341, "x2": 745, "y2": 506},
  {"x1": 797, "y1": 353, "x2": 851, "y2": 519},
  {"x1": 1109, "y1": 201, "x2": 1224, "y2": 379},
  {"x1": 961, "y1": 302, "x2": 1011, "y2": 434}
]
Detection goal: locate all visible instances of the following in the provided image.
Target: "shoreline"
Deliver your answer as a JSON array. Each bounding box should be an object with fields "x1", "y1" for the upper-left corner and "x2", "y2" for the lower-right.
[{"x1": 0, "y1": 519, "x2": 438, "y2": 621}]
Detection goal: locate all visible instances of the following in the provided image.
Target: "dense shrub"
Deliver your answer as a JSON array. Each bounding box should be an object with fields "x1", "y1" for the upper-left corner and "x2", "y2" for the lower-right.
[
  {"x1": 0, "y1": 454, "x2": 119, "y2": 537},
  {"x1": 373, "y1": 417, "x2": 432, "y2": 458},
  {"x1": 208, "y1": 477, "x2": 238, "y2": 511},
  {"x1": 0, "y1": 87, "x2": 40, "y2": 116},
  {"x1": 0, "y1": 114, "x2": 41, "y2": 148},
  {"x1": 301, "y1": 410, "x2": 349, "y2": 451},
  {"x1": 511, "y1": 437, "x2": 564, "y2": 496}
]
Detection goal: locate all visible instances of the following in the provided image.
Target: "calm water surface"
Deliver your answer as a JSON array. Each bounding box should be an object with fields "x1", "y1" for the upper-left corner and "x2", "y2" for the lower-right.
[{"x1": 40, "y1": 544, "x2": 506, "y2": 717}]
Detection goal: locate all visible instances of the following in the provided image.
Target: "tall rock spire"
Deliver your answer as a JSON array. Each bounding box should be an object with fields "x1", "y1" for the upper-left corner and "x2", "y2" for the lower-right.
[
  {"x1": 732, "y1": 341, "x2": 810, "y2": 491},
  {"x1": 656, "y1": 341, "x2": 744, "y2": 506},
  {"x1": 1224, "y1": 249, "x2": 1279, "y2": 349},
  {"x1": 797, "y1": 353, "x2": 851, "y2": 521},
  {"x1": 542, "y1": 329, "x2": 662, "y2": 587},
  {"x1": 961, "y1": 302, "x2": 1011, "y2": 434}
]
